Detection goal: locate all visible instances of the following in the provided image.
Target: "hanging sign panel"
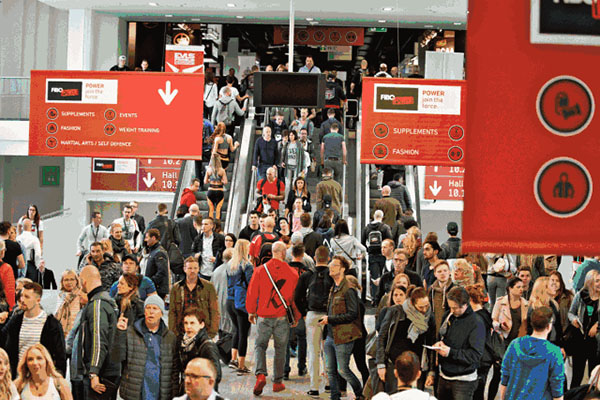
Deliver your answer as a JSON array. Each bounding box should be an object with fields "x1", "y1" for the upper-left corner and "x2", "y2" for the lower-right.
[
  {"x1": 91, "y1": 158, "x2": 181, "y2": 192},
  {"x1": 164, "y1": 45, "x2": 204, "y2": 73},
  {"x1": 273, "y1": 26, "x2": 364, "y2": 46},
  {"x1": 360, "y1": 78, "x2": 466, "y2": 166},
  {"x1": 463, "y1": 0, "x2": 600, "y2": 255},
  {"x1": 424, "y1": 166, "x2": 465, "y2": 201},
  {"x1": 29, "y1": 70, "x2": 203, "y2": 159},
  {"x1": 531, "y1": 0, "x2": 600, "y2": 46}
]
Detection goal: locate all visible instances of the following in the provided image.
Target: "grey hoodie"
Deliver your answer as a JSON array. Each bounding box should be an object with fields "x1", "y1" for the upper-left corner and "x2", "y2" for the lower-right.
[{"x1": 330, "y1": 234, "x2": 366, "y2": 269}]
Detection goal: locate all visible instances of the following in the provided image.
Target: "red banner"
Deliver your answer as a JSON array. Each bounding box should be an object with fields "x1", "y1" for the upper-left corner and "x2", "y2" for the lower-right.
[
  {"x1": 424, "y1": 166, "x2": 465, "y2": 201},
  {"x1": 463, "y1": 0, "x2": 600, "y2": 254},
  {"x1": 273, "y1": 26, "x2": 364, "y2": 46},
  {"x1": 164, "y1": 45, "x2": 204, "y2": 74},
  {"x1": 29, "y1": 70, "x2": 203, "y2": 159},
  {"x1": 360, "y1": 78, "x2": 466, "y2": 166},
  {"x1": 91, "y1": 158, "x2": 181, "y2": 192}
]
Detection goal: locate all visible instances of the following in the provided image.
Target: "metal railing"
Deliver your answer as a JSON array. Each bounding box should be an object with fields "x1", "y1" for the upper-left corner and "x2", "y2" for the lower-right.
[{"x1": 0, "y1": 77, "x2": 30, "y2": 120}]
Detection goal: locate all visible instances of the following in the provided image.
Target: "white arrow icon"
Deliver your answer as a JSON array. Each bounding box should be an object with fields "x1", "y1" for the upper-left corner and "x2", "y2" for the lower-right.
[
  {"x1": 429, "y1": 180, "x2": 442, "y2": 196},
  {"x1": 434, "y1": 166, "x2": 439, "y2": 173},
  {"x1": 158, "y1": 81, "x2": 178, "y2": 106},
  {"x1": 142, "y1": 172, "x2": 156, "y2": 188}
]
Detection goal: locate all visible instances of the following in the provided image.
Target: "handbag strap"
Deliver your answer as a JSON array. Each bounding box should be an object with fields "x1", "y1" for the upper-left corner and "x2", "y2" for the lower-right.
[
  {"x1": 263, "y1": 263, "x2": 290, "y2": 311},
  {"x1": 333, "y1": 238, "x2": 356, "y2": 262}
]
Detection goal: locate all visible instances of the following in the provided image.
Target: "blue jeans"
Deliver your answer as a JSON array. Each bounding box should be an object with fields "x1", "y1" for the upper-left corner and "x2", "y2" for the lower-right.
[
  {"x1": 257, "y1": 164, "x2": 270, "y2": 181},
  {"x1": 437, "y1": 376, "x2": 477, "y2": 400},
  {"x1": 324, "y1": 335, "x2": 362, "y2": 400},
  {"x1": 285, "y1": 317, "x2": 306, "y2": 374}
]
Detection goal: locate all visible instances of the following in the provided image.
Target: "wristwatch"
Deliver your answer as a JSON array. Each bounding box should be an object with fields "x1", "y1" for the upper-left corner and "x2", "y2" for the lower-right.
[{"x1": 89, "y1": 373, "x2": 98, "y2": 380}]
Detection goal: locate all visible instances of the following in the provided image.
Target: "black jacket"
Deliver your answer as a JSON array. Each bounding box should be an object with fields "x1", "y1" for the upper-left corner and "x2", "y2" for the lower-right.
[
  {"x1": 388, "y1": 180, "x2": 412, "y2": 212},
  {"x1": 77, "y1": 286, "x2": 121, "y2": 378},
  {"x1": 145, "y1": 242, "x2": 170, "y2": 297},
  {"x1": 176, "y1": 328, "x2": 222, "y2": 395},
  {"x1": 147, "y1": 214, "x2": 181, "y2": 249},
  {"x1": 1, "y1": 310, "x2": 66, "y2": 377},
  {"x1": 191, "y1": 232, "x2": 226, "y2": 271},
  {"x1": 253, "y1": 136, "x2": 279, "y2": 167},
  {"x1": 438, "y1": 306, "x2": 486, "y2": 377},
  {"x1": 302, "y1": 230, "x2": 323, "y2": 258},
  {"x1": 313, "y1": 207, "x2": 340, "y2": 231},
  {"x1": 294, "y1": 266, "x2": 334, "y2": 315},
  {"x1": 175, "y1": 215, "x2": 198, "y2": 257},
  {"x1": 441, "y1": 237, "x2": 462, "y2": 259},
  {"x1": 33, "y1": 268, "x2": 57, "y2": 289},
  {"x1": 361, "y1": 221, "x2": 393, "y2": 255}
]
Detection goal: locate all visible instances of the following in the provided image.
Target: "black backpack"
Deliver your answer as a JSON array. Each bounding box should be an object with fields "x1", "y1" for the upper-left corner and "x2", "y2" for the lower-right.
[
  {"x1": 257, "y1": 232, "x2": 279, "y2": 265},
  {"x1": 367, "y1": 228, "x2": 383, "y2": 250},
  {"x1": 307, "y1": 269, "x2": 330, "y2": 312}
]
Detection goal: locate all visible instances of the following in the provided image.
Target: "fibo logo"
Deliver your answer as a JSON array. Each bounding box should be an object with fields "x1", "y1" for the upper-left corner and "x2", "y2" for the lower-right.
[
  {"x1": 375, "y1": 86, "x2": 419, "y2": 111},
  {"x1": 47, "y1": 80, "x2": 82, "y2": 102},
  {"x1": 379, "y1": 94, "x2": 415, "y2": 105}
]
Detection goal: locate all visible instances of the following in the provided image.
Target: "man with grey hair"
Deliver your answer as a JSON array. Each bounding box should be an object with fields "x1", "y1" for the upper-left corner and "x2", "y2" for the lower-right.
[
  {"x1": 174, "y1": 357, "x2": 230, "y2": 400},
  {"x1": 253, "y1": 126, "x2": 279, "y2": 181},
  {"x1": 246, "y1": 241, "x2": 301, "y2": 396},
  {"x1": 373, "y1": 185, "x2": 402, "y2": 229}
]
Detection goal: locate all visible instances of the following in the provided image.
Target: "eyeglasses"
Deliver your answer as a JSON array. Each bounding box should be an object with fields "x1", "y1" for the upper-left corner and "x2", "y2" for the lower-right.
[{"x1": 184, "y1": 373, "x2": 213, "y2": 380}]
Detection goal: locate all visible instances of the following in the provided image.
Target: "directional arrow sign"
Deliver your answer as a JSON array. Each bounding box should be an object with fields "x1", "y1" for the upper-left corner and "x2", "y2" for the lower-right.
[
  {"x1": 429, "y1": 181, "x2": 442, "y2": 196},
  {"x1": 158, "y1": 81, "x2": 178, "y2": 106},
  {"x1": 29, "y1": 70, "x2": 204, "y2": 159},
  {"x1": 142, "y1": 172, "x2": 156, "y2": 188}
]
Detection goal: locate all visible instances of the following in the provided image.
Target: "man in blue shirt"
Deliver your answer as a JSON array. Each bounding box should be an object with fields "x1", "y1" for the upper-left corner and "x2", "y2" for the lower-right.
[
  {"x1": 298, "y1": 56, "x2": 321, "y2": 74},
  {"x1": 109, "y1": 254, "x2": 157, "y2": 300},
  {"x1": 500, "y1": 306, "x2": 564, "y2": 400}
]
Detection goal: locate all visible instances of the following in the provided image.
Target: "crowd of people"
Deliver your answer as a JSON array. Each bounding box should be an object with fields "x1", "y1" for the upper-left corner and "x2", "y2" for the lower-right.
[{"x1": 1, "y1": 57, "x2": 599, "y2": 400}]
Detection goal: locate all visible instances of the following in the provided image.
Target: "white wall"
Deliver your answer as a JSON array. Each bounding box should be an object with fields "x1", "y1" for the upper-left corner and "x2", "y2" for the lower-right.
[
  {"x1": 90, "y1": 11, "x2": 128, "y2": 71},
  {"x1": 0, "y1": 0, "x2": 69, "y2": 76}
]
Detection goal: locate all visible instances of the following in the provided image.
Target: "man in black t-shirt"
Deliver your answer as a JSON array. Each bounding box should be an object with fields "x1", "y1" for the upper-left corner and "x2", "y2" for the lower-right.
[
  {"x1": 239, "y1": 211, "x2": 261, "y2": 241},
  {"x1": 0, "y1": 221, "x2": 24, "y2": 278},
  {"x1": 109, "y1": 55, "x2": 130, "y2": 71},
  {"x1": 322, "y1": 73, "x2": 346, "y2": 121}
]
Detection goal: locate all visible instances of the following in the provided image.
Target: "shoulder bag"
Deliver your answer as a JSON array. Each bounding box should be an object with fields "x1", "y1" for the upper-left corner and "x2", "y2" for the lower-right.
[{"x1": 263, "y1": 264, "x2": 296, "y2": 325}]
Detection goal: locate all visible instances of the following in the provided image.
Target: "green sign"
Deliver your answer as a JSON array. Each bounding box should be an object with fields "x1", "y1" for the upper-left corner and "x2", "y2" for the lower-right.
[
  {"x1": 40, "y1": 166, "x2": 60, "y2": 186},
  {"x1": 368, "y1": 27, "x2": 387, "y2": 33}
]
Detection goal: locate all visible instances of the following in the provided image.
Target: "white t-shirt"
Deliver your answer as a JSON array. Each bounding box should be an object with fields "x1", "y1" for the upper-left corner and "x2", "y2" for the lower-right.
[
  {"x1": 372, "y1": 389, "x2": 437, "y2": 400},
  {"x1": 204, "y1": 82, "x2": 218, "y2": 108},
  {"x1": 18, "y1": 217, "x2": 44, "y2": 236}
]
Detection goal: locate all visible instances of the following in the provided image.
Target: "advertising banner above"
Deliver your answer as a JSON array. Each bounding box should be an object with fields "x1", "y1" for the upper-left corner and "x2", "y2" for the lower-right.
[
  {"x1": 91, "y1": 158, "x2": 181, "y2": 192},
  {"x1": 360, "y1": 78, "x2": 466, "y2": 166},
  {"x1": 274, "y1": 26, "x2": 364, "y2": 46},
  {"x1": 29, "y1": 70, "x2": 204, "y2": 159},
  {"x1": 463, "y1": 0, "x2": 600, "y2": 255},
  {"x1": 164, "y1": 45, "x2": 204, "y2": 73}
]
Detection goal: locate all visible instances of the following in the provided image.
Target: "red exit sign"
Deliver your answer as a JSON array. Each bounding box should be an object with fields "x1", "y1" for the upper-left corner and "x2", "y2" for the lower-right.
[{"x1": 424, "y1": 165, "x2": 464, "y2": 201}]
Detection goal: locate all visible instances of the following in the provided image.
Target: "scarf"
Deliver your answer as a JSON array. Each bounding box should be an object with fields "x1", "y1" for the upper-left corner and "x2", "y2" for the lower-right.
[
  {"x1": 56, "y1": 291, "x2": 78, "y2": 334},
  {"x1": 181, "y1": 332, "x2": 197, "y2": 353},
  {"x1": 110, "y1": 236, "x2": 127, "y2": 255},
  {"x1": 403, "y1": 300, "x2": 431, "y2": 343}
]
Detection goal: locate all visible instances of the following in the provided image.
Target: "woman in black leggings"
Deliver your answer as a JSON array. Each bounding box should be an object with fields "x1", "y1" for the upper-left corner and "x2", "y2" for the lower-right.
[
  {"x1": 226, "y1": 239, "x2": 254, "y2": 374},
  {"x1": 204, "y1": 154, "x2": 227, "y2": 220}
]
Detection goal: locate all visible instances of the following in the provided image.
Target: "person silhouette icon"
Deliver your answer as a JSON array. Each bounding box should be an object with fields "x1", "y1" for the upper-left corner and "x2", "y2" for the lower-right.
[{"x1": 553, "y1": 172, "x2": 574, "y2": 198}]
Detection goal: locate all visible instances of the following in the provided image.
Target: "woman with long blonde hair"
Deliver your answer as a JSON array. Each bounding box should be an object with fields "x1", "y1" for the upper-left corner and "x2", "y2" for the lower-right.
[
  {"x1": 54, "y1": 269, "x2": 85, "y2": 338},
  {"x1": 14, "y1": 344, "x2": 72, "y2": 399},
  {"x1": 0, "y1": 348, "x2": 18, "y2": 400},
  {"x1": 527, "y1": 276, "x2": 563, "y2": 346},
  {"x1": 226, "y1": 239, "x2": 253, "y2": 373},
  {"x1": 204, "y1": 154, "x2": 228, "y2": 220}
]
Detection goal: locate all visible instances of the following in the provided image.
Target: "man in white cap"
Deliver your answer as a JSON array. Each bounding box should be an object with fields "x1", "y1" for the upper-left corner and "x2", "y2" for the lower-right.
[
  {"x1": 115, "y1": 294, "x2": 179, "y2": 400},
  {"x1": 110, "y1": 55, "x2": 130, "y2": 71}
]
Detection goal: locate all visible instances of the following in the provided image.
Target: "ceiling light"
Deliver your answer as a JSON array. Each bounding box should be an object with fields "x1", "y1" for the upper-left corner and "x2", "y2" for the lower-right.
[
  {"x1": 378, "y1": 19, "x2": 386, "y2": 23},
  {"x1": 227, "y1": 3, "x2": 236, "y2": 7},
  {"x1": 424, "y1": 24, "x2": 434, "y2": 28},
  {"x1": 148, "y1": 2, "x2": 158, "y2": 6},
  {"x1": 191, "y1": 18, "x2": 200, "y2": 21},
  {"x1": 165, "y1": 14, "x2": 173, "y2": 17},
  {"x1": 236, "y1": 15, "x2": 244, "y2": 19},
  {"x1": 453, "y1": 22, "x2": 462, "y2": 25},
  {"x1": 309, "y1": 21, "x2": 319, "y2": 25},
  {"x1": 306, "y1": 17, "x2": 313, "y2": 21},
  {"x1": 382, "y1": 7, "x2": 393, "y2": 11}
]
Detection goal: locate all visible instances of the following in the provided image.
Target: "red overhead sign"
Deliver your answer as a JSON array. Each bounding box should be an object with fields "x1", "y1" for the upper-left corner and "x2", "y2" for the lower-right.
[
  {"x1": 462, "y1": 0, "x2": 600, "y2": 255},
  {"x1": 91, "y1": 158, "x2": 181, "y2": 192},
  {"x1": 424, "y1": 166, "x2": 464, "y2": 201},
  {"x1": 29, "y1": 70, "x2": 203, "y2": 159},
  {"x1": 164, "y1": 45, "x2": 204, "y2": 73},
  {"x1": 360, "y1": 78, "x2": 466, "y2": 166}
]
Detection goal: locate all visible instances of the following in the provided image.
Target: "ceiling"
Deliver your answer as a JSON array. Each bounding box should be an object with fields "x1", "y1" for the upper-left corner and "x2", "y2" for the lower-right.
[{"x1": 39, "y1": 0, "x2": 468, "y2": 29}]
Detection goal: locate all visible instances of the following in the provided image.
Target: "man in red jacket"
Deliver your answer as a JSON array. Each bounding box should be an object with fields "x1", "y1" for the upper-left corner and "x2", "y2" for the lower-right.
[
  {"x1": 180, "y1": 178, "x2": 201, "y2": 210},
  {"x1": 246, "y1": 241, "x2": 300, "y2": 396}
]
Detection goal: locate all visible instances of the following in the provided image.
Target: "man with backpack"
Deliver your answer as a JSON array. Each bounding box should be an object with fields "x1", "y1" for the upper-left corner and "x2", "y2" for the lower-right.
[
  {"x1": 256, "y1": 167, "x2": 285, "y2": 215},
  {"x1": 362, "y1": 210, "x2": 393, "y2": 301},
  {"x1": 294, "y1": 246, "x2": 334, "y2": 398},
  {"x1": 249, "y1": 216, "x2": 280, "y2": 266},
  {"x1": 211, "y1": 86, "x2": 246, "y2": 135},
  {"x1": 147, "y1": 203, "x2": 184, "y2": 280}
]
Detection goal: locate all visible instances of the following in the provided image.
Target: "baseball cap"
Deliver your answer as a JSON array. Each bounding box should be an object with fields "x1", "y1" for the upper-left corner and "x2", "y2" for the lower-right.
[
  {"x1": 119, "y1": 55, "x2": 127, "y2": 60},
  {"x1": 447, "y1": 222, "x2": 459, "y2": 236}
]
